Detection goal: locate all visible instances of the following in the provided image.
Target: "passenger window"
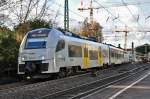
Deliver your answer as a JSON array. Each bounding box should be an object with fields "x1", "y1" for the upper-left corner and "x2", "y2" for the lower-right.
[
  {"x1": 56, "y1": 40, "x2": 65, "y2": 52},
  {"x1": 68, "y1": 45, "x2": 82, "y2": 57},
  {"x1": 89, "y1": 50, "x2": 98, "y2": 60}
]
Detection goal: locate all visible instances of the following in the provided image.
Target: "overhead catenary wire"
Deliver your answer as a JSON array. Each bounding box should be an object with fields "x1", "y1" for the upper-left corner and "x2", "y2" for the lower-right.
[
  {"x1": 95, "y1": 0, "x2": 150, "y2": 32},
  {"x1": 121, "y1": 0, "x2": 145, "y2": 29},
  {"x1": 51, "y1": 0, "x2": 85, "y2": 19},
  {"x1": 95, "y1": 0, "x2": 149, "y2": 47},
  {"x1": 94, "y1": 0, "x2": 128, "y2": 27},
  {"x1": 94, "y1": 0, "x2": 134, "y2": 50},
  {"x1": 95, "y1": 1, "x2": 150, "y2": 9},
  {"x1": 134, "y1": 1, "x2": 148, "y2": 41},
  {"x1": 46, "y1": 0, "x2": 85, "y2": 29},
  {"x1": 121, "y1": 0, "x2": 146, "y2": 40}
]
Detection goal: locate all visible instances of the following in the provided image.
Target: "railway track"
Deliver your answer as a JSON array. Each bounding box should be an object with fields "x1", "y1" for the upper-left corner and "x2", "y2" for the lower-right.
[
  {"x1": 0, "y1": 81, "x2": 31, "y2": 90},
  {"x1": 72, "y1": 65, "x2": 149, "y2": 99},
  {"x1": 39, "y1": 64, "x2": 149, "y2": 99},
  {"x1": 0, "y1": 69, "x2": 87, "y2": 91},
  {"x1": 0, "y1": 63, "x2": 147, "y2": 99}
]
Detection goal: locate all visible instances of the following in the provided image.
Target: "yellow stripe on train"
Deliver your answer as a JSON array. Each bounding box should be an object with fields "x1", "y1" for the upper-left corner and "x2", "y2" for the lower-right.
[
  {"x1": 82, "y1": 44, "x2": 90, "y2": 69},
  {"x1": 98, "y1": 47, "x2": 103, "y2": 66}
]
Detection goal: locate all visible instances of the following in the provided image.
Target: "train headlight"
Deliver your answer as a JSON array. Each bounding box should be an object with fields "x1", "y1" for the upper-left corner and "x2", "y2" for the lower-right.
[
  {"x1": 21, "y1": 56, "x2": 26, "y2": 61},
  {"x1": 41, "y1": 56, "x2": 45, "y2": 60},
  {"x1": 21, "y1": 57, "x2": 25, "y2": 61}
]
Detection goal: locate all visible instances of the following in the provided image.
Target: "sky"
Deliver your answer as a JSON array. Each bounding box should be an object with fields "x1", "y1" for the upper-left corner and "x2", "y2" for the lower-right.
[
  {"x1": 1, "y1": 0, "x2": 150, "y2": 48},
  {"x1": 52, "y1": 0, "x2": 150, "y2": 49}
]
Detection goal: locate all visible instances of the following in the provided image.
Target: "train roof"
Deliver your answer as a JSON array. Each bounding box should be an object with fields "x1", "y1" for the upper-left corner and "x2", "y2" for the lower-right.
[
  {"x1": 105, "y1": 44, "x2": 124, "y2": 50},
  {"x1": 27, "y1": 28, "x2": 99, "y2": 42},
  {"x1": 54, "y1": 28, "x2": 124, "y2": 49},
  {"x1": 60, "y1": 32, "x2": 108, "y2": 48},
  {"x1": 26, "y1": 28, "x2": 125, "y2": 51},
  {"x1": 27, "y1": 28, "x2": 51, "y2": 33}
]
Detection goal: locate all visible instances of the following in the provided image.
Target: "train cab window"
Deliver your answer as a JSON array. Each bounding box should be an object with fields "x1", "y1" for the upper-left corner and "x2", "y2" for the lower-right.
[
  {"x1": 25, "y1": 29, "x2": 50, "y2": 49},
  {"x1": 25, "y1": 40, "x2": 46, "y2": 49},
  {"x1": 56, "y1": 40, "x2": 65, "y2": 52}
]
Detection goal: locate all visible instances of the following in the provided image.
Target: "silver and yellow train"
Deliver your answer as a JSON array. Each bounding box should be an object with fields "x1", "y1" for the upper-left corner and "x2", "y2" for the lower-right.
[{"x1": 18, "y1": 28, "x2": 129, "y2": 79}]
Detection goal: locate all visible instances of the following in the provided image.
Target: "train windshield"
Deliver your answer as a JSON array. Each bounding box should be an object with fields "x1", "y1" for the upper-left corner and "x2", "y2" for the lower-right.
[
  {"x1": 25, "y1": 38, "x2": 47, "y2": 49},
  {"x1": 25, "y1": 29, "x2": 50, "y2": 49}
]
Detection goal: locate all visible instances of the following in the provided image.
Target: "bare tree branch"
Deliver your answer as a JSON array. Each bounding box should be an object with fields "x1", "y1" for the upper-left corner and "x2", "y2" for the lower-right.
[
  {"x1": 38, "y1": 0, "x2": 48, "y2": 19},
  {"x1": 0, "y1": 0, "x2": 55, "y2": 27},
  {"x1": 23, "y1": 0, "x2": 33, "y2": 22}
]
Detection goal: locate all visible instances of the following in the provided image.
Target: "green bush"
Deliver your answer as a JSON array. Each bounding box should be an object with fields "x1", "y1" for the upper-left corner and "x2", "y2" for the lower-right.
[
  {"x1": 0, "y1": 28, "x2": 19, "y2": 76},
  {"x1": 0, "y1": 19, "x2": 51, "y2": 76}
]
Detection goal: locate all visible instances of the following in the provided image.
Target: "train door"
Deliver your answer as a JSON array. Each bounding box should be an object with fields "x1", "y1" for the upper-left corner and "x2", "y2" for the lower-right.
[
  {"x1": 55, "y1": 39, "x2": 66, "y2": 72},
  {"x1": 98, "y1": 47, "x2": 103, "y2": 66},
  {"x1": 82, "y1": 44, "x2": 90, "y2": 69}
]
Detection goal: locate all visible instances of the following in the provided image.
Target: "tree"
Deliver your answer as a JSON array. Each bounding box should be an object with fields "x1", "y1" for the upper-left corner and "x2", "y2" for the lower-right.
[
  {"x1": 0, "y1": 26, "x2": 19, "y2": 76},
  {"x1": 0, "y1": 0, "x2": 54, "y2": 27},
  {"x1": 9, "y1": 0, "x2": 51, "y2": 23},
  {"x1": 15, "y1": 19, "x2": 51, "y2": 43},
  {"x1": 92, "y1": 21, "x2": 103, "y2": 43},
  {"x1": 136, "y1": 44, "x2": 150, "y2": 54},
  {"x1": 80, "y1": 18, "x2": 90, "y2": 37},
  {"x1": 80, "y1": 18, "x2": 103, "y2": 42},
  {"x1": 0, "y1": 26, "x2": 12, "y2": 36}
]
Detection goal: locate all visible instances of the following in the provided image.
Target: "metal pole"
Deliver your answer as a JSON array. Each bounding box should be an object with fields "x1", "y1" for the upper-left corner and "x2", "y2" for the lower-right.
[
  {"x1": 132, "y1": 42, "x2": 134, "y2": 62},
  {"x1": 145, "y1": 44, "x2": 147, "y2": 61},
  {"x1": 124, "y1": 31, "x2": 127, "y2": 51},
  {"x1": 89, "y1": 0, "x2": 93, "y2": 24},
  {"x1": 124, "y1": 26, "x2": 128, "y2": 51},
  {"x1": 64, "y1": 0, "x2": 69, "y2": 31}
]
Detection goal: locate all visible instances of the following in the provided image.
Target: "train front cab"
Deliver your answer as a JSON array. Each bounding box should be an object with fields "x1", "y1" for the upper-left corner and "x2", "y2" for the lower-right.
[{"x1": 18, "y1": 28, "x2": 64, "y2": 79}]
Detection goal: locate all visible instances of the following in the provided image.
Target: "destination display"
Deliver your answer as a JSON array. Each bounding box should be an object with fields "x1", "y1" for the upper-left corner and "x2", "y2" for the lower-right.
[{"x1": 28, "y1": 29, "x2": 50, "y2": 38}]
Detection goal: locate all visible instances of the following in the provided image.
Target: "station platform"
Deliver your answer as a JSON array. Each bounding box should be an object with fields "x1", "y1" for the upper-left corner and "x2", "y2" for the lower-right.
[{"x1": 84, "y1": 67, "x2": 150, "y2": 99}]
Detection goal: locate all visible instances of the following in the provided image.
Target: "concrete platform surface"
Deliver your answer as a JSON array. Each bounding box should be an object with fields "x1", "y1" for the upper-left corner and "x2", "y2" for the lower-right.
[{"x1": 83, "y1": 68, "x2": 150, "y2": 99}]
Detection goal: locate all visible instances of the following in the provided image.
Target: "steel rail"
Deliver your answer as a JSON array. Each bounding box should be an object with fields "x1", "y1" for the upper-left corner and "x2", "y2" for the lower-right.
[{"x1": 38, "y1": 64, "x2": 149, "y2": 99}]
